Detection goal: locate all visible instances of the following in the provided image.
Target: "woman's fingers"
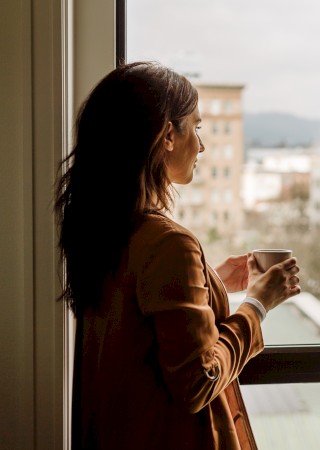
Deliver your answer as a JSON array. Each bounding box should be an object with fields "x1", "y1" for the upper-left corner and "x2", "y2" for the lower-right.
[
  {"x1": 287, "y1": 266, "x2": 299, "y2": 276},
  {"x1": 283, "y1": 257, "x2": 299, "y2": 271},
  {"x1": 247, "y1": 253, "x2": 261, "y2": 273},
  {"x1": 289, "y1": 284, "x2": 301, "y2": 296},
  {"x1": 288, "y1": 275, "x2": 299, "y2": 286}
]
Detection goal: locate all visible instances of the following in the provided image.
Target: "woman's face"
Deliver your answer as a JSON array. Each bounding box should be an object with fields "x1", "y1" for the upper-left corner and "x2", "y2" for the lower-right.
[{"x1": 165, "y1": 106, "x2": 205, "y2": 185}]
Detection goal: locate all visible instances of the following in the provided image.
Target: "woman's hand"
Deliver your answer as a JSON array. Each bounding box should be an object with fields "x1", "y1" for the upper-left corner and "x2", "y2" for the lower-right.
[
  {"x1": 214, "y1": 254, "x2": 249, "y2": 293},
  {"x1": 246, "y1": 253, "x2": 301, "y2": 312}
]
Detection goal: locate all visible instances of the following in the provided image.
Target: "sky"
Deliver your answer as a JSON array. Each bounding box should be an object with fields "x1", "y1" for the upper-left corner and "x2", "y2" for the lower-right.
[{"x1": 127, "y1": 0, "x2": 320, "y2": 120}]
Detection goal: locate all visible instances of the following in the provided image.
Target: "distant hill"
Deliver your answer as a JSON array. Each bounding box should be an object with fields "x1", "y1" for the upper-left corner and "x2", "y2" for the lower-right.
[{"x1": 243, "y1": 112, "x2": 320, "y2": 148}]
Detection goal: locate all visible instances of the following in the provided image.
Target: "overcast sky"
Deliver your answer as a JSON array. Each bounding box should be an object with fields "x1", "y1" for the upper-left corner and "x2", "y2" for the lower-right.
[{"x1": 127, "y1": 0, "x2": 320, "y2": 120}]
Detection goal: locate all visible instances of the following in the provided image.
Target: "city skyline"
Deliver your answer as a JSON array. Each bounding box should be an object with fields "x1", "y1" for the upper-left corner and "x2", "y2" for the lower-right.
[{"x1": 127, "y1": 0, "x2": 320, "y2": 121}]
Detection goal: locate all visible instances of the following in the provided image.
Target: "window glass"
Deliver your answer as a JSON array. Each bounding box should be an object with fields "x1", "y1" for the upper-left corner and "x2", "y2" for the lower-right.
[
  {"x1": 212, "y1": 122, "x2": 219, "y2": 134},
  {"x1": 127, "y1": 0, "x2": 320, "y2": 345},
  {"x1": 224, "y1": 122, "x2": 231, "y2": 134},
  {"x1": 211, "y1": 167, "x2": 218, "y2": 178},
  {"x1": 224, "y1": 167, "x2": 230, "y2": 178},
  {"x1": 210, "y1": 99, "x2": 221, "y2": 115},
  {"x1": 223, "y1": 144, "x2": 233, "y2": 159},
  {"x1": 229, "y1": 292, "x2": 320, "y2": 346},
  {"x1": 223, "y1": 100, "x2": 233, "y2": 114},
  {"x1": 211, "y1": 188, "x2": 220, "y2": 204},
  {"x1": 240, "y1": 383, "x2": 320, "y2": 450},
  {"x1": 223, "y1": 188, "x2": 232, "y2": 203}
]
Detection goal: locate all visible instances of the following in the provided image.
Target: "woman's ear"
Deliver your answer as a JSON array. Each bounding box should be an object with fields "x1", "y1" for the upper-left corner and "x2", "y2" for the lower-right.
[{"x1": 163, "y1": 121, "x2": 174, "y2": 152}]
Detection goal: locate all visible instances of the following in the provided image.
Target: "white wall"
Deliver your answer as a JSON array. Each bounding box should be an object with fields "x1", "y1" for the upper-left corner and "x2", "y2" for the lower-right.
[{"x1": 0, "y1": 0, "x2": 115, "y2": 448}]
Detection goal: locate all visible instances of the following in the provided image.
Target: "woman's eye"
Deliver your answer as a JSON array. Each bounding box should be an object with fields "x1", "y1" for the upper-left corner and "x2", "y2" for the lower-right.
[{"x1": 196, "y1": 126, "x2": 202, "y2": 133}]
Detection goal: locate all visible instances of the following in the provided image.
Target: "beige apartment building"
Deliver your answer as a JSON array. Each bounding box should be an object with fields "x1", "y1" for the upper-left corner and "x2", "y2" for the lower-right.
[
  {"x1": 172, "y1": 84, "x2": 245, "y2": 241},
  {"x1": 309, "y1": 151, "x2": 320, "y2": 227}
]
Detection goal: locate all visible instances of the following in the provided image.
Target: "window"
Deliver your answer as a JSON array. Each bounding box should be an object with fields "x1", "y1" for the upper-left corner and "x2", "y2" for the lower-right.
[
  {"x1": 212, "y1": 122, "x2": 219, "y2": 134},
  {"x1": 223, "y1": 188, "x2": 232, "y2": 203},
  {"x1": 212, "y1": 210, "x2": 218, "y2": 222},
  {"x1": 223, "y1": 100, "x2": 232, "y2": 114},
  {"x1": 223, "y1": 144, "x2": 233, "y2": 159},
  {"x1": 126, "y1": 0, "x2": 320, "y2": 317},
  {"x1": 126, "y1": 0, "x2": 320, "y2": 446},
  {"x1": 178, "y1": 209, "x2": 185, "y2": 220},
  {"x1": 224, "y1": 122, "x2": 231, "y2": 134},
  {"x1": 240, "y1": 382, "x2": 320, "y2": 449},
  {"x1": 210, "y1": 99, "x2": 221, "y2": 115},
  {"x1": 224, "y1": 167, "x2": 230, "y2": 178},
  {"x1": 211, "y1": 188, "x2": 220, "y2": 204},
  {"x1": 211, "y1": 167, "x2": 218, "y2": 178}
]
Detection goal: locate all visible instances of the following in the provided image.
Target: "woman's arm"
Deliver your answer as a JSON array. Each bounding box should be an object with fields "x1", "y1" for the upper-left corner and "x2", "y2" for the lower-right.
[{"x1": 136, "y1": 231, "x2": 263, "y2": 413}]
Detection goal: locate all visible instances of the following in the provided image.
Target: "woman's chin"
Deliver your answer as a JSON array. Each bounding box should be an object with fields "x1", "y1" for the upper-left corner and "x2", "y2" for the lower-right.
[
  {"x1": 171, "y1": 171, "x2": 194, "y2": 185},
  {"x1": 182, "y1": 174, "x2": 194, "y2": 185}
]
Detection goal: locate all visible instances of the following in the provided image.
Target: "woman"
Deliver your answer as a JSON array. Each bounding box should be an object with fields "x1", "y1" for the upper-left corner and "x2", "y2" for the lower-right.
[{"x1": 55, "y1": 61, "x2": 300, "y2": 449}]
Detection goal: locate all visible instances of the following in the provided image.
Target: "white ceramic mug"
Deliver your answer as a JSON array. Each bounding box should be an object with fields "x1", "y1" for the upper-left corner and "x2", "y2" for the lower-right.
[{"x1": 253, "y1": 248, "x2": 292, "y2": 272}]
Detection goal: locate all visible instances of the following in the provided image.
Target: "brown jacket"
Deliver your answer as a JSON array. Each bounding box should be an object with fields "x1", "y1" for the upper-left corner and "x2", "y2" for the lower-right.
[{"x1": 72, "y1": 212, "x2": 264, "y2": 449}]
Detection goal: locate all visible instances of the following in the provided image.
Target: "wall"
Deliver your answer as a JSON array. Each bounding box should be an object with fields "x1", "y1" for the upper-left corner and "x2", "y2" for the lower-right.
[{"x1": 0, "y1": 0, "x2": 115, "y2": 448}]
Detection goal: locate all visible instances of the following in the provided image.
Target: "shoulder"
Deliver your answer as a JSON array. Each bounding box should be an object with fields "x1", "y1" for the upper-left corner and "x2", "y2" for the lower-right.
[
  {"x1": 133, "y1": 211, "x2": 199, "y2": 246},
  {"x1": 128, "y1": 212, "x2": 205, "y2": 269}
]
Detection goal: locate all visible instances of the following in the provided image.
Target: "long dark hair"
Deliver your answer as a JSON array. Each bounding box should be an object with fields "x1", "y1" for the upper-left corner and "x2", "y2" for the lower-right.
[{"x1": 55, "y1": 61, "x2": 198, "y2": 316}]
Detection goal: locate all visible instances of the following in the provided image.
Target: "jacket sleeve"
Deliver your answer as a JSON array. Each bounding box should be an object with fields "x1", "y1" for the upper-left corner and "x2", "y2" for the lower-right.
[{"x1": 136, "y1": 229, "x2": 264, "y2": 413}]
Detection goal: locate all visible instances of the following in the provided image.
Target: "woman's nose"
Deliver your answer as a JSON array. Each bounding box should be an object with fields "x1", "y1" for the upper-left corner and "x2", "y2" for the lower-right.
[{"x1": 198, "y1": 136, "x2": 205, "y2": 153}]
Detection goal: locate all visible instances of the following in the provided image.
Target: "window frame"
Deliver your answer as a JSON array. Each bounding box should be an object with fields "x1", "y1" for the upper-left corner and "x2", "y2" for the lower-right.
[
  {"x1": 239, "y1": 345, "x2": 320, "y2": 384},
  {"x1": 116, "y1": 0, "x2": 126, "y2": 65},
  {"x1": 117, "y1": 0, "x2": 320, "y2": 386}
]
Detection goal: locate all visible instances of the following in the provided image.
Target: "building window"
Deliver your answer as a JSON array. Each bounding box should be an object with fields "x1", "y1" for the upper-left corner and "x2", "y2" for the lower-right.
[
  {"x1": 224, "y1": 188, "x2": 233, "y2": 203},
  {"x1": 211, "y1": 188, "x2": 220, "y2": 203},
  {"x1": 210, "y1": 99, "x2": 221, "y2": 115},
  {"x1": 212, "y1": 122, "x2": 219, "y2": 134},
  {"x1": 212, "y1": 167, "x2": 218, "y2": 178},
  {"x1": 224, "y1": 122, "x2": 231, "y2": 134},
  {"x1": 223, "y1": 144, "x2": 233, "y2": 159},
  {"x1": 223, "y1": 100, "x2": 233, "y2": 113},
  {"x1": 224, "y1": 167, "x2": 230, "y2": 178},
  {"x1": 212, "y1": 210, "x2": 218, "y2": 222}
]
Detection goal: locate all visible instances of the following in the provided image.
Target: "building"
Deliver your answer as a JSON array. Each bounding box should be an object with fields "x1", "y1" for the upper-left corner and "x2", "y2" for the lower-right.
[
  {"x1": 309, "y1": 151, "x2": 320, "y2": 227},
  {"x1": 242, "y1": 147, "x2": 311, "y2": 212},
  {"x1": 172, "y1": 84, "x2": 245, "y2": 241}
]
